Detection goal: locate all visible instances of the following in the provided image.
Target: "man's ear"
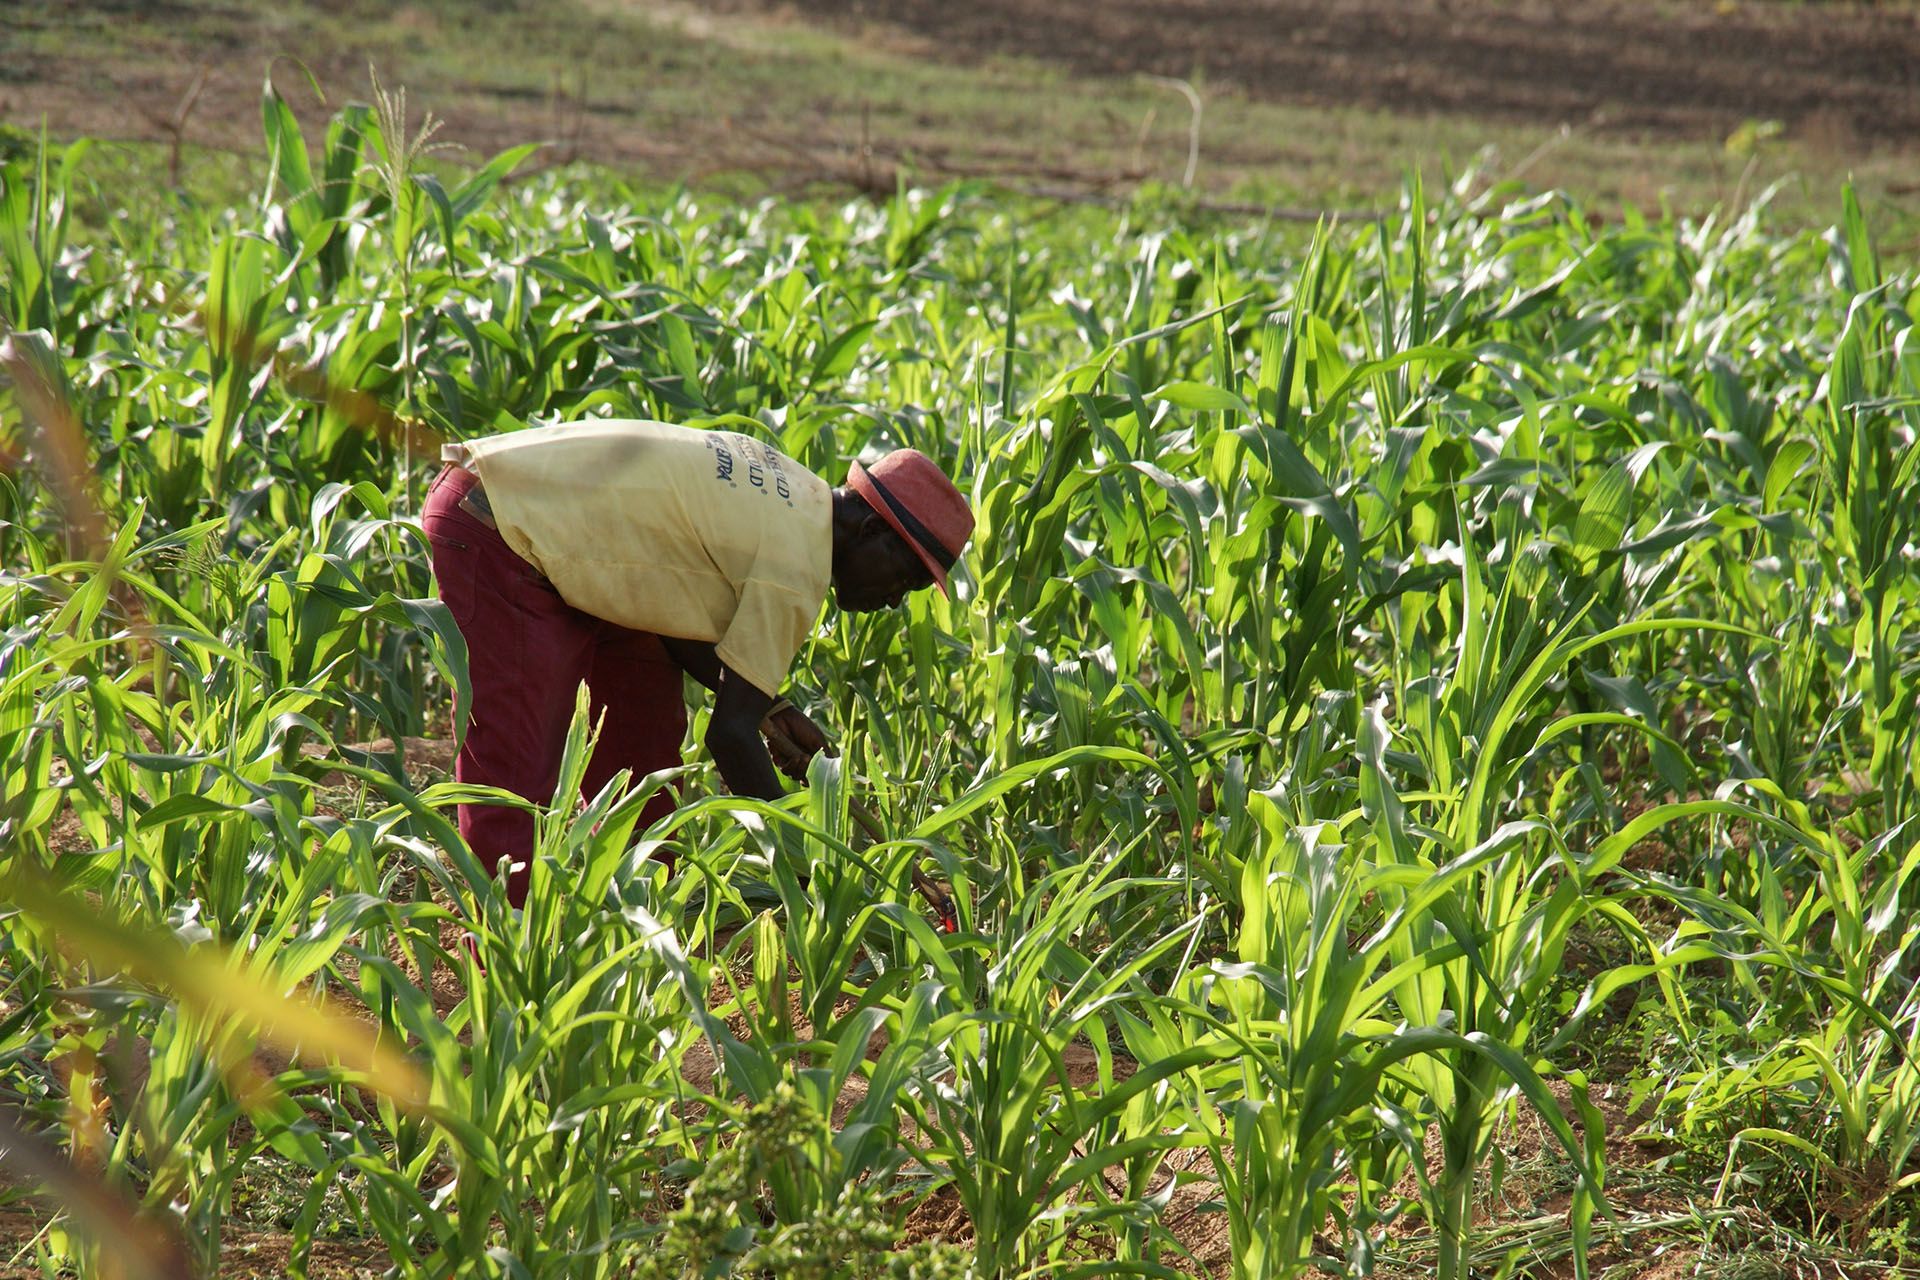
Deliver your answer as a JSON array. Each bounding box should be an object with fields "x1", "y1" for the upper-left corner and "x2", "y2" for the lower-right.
[{"x1": 859, "y1": 507, "x2": 893, "y2": 542}]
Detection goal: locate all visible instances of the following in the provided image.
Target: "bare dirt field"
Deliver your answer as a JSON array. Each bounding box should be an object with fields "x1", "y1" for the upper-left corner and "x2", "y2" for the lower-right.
[
  {"x1": 5, "y1": 0, "x2": 1918, "y2": 223},
  {"x1": 736, "y1": 0, "x2": 1920, "y2": 148}
]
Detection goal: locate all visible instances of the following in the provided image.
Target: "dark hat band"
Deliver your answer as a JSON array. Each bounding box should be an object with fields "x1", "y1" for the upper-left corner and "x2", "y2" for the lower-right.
[{"x1": 862, "y1": 468, "x2": 957, "y2": 570}]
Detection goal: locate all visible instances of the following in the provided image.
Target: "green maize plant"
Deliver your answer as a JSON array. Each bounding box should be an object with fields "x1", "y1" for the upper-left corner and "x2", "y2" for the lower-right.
[{"x1": 3, "y1": 77, "x2": 1919, "y2": 1279}]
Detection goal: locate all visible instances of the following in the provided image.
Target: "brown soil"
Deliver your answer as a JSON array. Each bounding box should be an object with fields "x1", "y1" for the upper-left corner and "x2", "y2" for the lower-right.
[
  {"x1": 4, "y1": 0, "x2": 1917, "y2": 204},
  {"x1": 0, "y1": 8, "x2": 716, "y2": 183},
  {"x1": 304, "y1": 735, "x2": 457, "y2": 791},
  {"x1": 0, "y1": 1208, "x2": 387, "y2": 1280},
  {"x1": 732, "y1": 0, "x2": 1920, "y2": 149}
]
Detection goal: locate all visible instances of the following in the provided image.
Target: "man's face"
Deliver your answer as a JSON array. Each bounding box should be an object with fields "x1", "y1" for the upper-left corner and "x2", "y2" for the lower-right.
[{"x1": 834, "y1": 523, "x2": 935, "y2": 612}]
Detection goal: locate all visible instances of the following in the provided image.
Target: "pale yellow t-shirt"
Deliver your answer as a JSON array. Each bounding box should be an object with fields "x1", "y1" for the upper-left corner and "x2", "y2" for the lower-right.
[{"x1": 464, "y1": 420, "x2": 832, "y2": 696}]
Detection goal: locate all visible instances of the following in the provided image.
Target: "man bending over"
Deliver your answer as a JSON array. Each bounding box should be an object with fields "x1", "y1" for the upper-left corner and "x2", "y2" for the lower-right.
[{"x1": 422, "y1": 419, "x2": 974, "y2": 907}]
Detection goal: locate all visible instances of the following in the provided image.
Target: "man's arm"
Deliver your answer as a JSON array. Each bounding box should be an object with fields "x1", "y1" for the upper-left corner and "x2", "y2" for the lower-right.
[
  {"x1": 660, "y1": 635, "x2": 832, "y2": 783},
  {"x1": 705, "y1": 662, "x2": 784, "y2": 802},
  {"x1": 659, "y1": 635, "x2": 724, "y2": 692}
]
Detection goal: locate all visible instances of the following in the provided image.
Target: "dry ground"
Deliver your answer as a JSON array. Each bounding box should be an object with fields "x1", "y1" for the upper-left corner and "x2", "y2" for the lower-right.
[
  {"x1": 739, "y1": 0, "x2": 1920, "y2": 149},
  {"x1": 3, "y1": 0, "x2": 1918, "y2": 229}
]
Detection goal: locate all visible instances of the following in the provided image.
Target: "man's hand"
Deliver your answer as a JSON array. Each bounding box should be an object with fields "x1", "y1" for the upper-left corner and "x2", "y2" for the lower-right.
[{"x1": 762, "y1": 704, "x2": 834, "y2": 781}]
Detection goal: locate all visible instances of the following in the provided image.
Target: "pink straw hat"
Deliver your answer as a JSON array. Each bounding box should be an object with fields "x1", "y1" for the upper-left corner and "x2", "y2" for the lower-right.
[{"x1": 846, "y1": 450, "x2": 974, "y2": 595}]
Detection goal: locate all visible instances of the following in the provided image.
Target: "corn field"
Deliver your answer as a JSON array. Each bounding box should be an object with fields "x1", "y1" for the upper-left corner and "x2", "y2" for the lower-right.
[{"x1": 2, "y1": 84, "x2": 1918, "y2": 1279}]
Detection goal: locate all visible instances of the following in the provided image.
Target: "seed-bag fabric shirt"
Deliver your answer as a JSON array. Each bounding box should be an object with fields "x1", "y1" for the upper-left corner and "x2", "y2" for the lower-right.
[{"x1": 464, "y1": 420, "x2": 833, "y2": 696}]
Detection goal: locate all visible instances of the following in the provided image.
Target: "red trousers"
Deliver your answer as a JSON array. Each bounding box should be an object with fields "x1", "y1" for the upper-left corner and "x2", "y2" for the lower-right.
[{"x1": 423, "y1": 465, "x2": 686, "y2": 907}]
